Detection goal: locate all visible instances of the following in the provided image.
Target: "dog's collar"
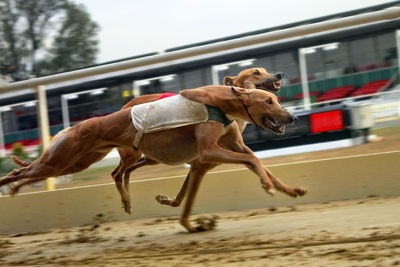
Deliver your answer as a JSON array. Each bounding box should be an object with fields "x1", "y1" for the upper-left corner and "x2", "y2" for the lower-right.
[
  {"x1": 231, "y1": 87, "x2": 258, "y2": 126},
  {"x1": 206, "y1": 105, "x2": 233, "y2": 126}
]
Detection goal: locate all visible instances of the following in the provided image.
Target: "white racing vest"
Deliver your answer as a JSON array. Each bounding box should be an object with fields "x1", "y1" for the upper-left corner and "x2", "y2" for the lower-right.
[{"x1": 131, "y1": 95, "x2": 208, "y2": 147}]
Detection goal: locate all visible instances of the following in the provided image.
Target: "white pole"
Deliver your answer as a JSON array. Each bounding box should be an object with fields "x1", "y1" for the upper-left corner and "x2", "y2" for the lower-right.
[
  {"x1": 133, "y1": 81, "x2": 140, "y2": 98},
  {"x1": 299, "y1": 48, "x2": 311, "y2": 110},
  {"x1": 396, "y1": 30, "x2": 400, "y2": 79},
  {"x1": 0, "y1": 112, "x2": 6, "y2": 157},
  {"x1": 211, "y1": 66, "x2": 220, "y2": 85},
  {"x1": 61, "y1": 95, "x2": 70, "y2": 129},
  {"x1": 36, "y1": 85, "x2": 55, "y2": 191}
]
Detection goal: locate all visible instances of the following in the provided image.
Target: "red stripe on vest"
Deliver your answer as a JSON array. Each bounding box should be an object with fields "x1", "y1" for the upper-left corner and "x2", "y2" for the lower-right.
[{"x1": 158, "y1": 92, "x2": 178, "y2": 100}]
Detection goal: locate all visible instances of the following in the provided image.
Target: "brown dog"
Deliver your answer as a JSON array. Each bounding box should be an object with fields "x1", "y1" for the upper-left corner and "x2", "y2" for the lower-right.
[
  {"x1": 110, "y1": 67, "x2": 285, "y2": 213},
  {"x1": 2, "y1": 85, "x2": 306, "y2": 232},
  {"x1": 12, "y1": 68, "x2": 284, "y2": 212}
]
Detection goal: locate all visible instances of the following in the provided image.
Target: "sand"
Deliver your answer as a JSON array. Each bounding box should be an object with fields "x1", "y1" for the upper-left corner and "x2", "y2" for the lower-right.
[{"x1": 1, "y1": 196, "x2": 399, "y2": 266}]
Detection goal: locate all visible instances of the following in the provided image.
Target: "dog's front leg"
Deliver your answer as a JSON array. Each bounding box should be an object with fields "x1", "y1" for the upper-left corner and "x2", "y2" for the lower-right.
[
  {"x1": 180, "y1": 161, "x2": 217, "y2": 232},
  {"x1": 156, "y1": 160, "x2": 217, "y2": 208},
  {"x1": 233, "y1": 143, "x2": 307, "y2": 197},
  {"x1": 263, "y1": 167, "x2": 307, "y2": 197},
  {"x1": 195, "y1": 122, "x2": 275, "y2": 195},
  {"x1": 156, "y1": 171, "x2": 190, "y2": 207}
]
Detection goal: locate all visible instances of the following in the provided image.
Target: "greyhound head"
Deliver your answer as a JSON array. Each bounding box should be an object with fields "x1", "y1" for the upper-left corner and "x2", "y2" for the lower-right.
[
  {"x1": 223, "y1": 67, "x2": 284, "y2": 93},
  {"x1": 180, "y1": 86, "x2": 295, "y2": 135},
  {"x1": 230, "y1": 87, "x2": 295, "y2": 134}
]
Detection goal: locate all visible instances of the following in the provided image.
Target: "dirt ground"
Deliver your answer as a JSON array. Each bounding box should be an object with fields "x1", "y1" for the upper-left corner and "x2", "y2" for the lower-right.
[{"x1": 0, "y1": 196, "x2": 399, "y2": 266}]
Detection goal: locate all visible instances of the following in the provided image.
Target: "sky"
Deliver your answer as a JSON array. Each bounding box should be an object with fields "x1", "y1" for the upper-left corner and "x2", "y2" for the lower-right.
[{"x1": 76, "y1": 0, "x2": 397, "y2": 63}]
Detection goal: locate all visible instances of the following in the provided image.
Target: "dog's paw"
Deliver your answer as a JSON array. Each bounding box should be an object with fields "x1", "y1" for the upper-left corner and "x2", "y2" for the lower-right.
[
  {"x1": 8, "y1": 184, "x2": 18, "y2": 196},
  {"x1": 262, "y1": 186, "x2": 275, "y2": 196},
  {"x1": 181, "y1": 215, "x2": 218, "y2": 233},
  {"x1": 155, "y1": 194, "x2": 179, "y2": 207},
  {"x1": 267, "y1": 188, "x2": 275, "y2": 196},
  {"x1": 294, "y1": 187, "x2": 307, "y2": 196},
  {"x1": 195, "y1": 215, "x2": 217, "y2": 232},
  {"x1": 121, "y1": 200, "x2": 132, "y2": 215},
  {"x1": 155, "y1": 194, "x2": 169, "y2": 204}
]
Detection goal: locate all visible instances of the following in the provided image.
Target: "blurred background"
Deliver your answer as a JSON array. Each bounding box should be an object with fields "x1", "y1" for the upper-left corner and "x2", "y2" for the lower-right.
[{"x1": 0, "y1": 0, "x2": 399, "y2": 193}]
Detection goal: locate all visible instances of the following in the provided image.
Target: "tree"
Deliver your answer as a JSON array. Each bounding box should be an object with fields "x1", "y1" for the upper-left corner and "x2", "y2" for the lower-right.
[
  {"x1": 0, "y1": 0, "x2": 98, "y2": 80},
  {"x1": 37, "y1": 2, "x2": 99, "y2": 76}
]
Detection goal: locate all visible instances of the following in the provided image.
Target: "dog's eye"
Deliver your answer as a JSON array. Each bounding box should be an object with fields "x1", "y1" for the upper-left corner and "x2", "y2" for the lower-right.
[
  {"x1": 266, "y1": 98, "x2": 273, "y2": 105},
  {"x1": 253, "y1": 70, "x2": 260, "y2": 76}
]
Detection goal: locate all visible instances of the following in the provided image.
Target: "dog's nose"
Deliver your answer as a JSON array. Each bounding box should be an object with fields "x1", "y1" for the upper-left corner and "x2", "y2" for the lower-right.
[
  {"x1": 288, "y1": 114, "x2": 297, "y2": 124},
  {"x1": 275, "y1": 72, "x2": 285, "y2": 80}
]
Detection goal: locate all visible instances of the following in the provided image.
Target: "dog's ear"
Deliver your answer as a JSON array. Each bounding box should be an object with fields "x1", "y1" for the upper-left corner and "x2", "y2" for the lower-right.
[
  {"x1": 223, "y1": 76, "x2": 236, "y2": 86},
  {"x1": 180, "y1": 89, "x2": 216, "y2": 106},
  {"x1": 243, "y1": 80, "x2": 256, "y2": 89},
  {"x1": 231, "y1": 86, "x2": 241, "y2": 96},
  {"x1": 231, "y1": 86, "x2": 252, "y2": 105}
]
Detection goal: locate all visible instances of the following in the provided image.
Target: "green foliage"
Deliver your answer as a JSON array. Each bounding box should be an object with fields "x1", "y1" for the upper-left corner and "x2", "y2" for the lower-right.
[
  {"x1": 35, "y1": 144, "x2": 43, "y2": 159},
  {"x1": 0, "y1": 142, "x2": 28, "y2": 175},
  {"x1": 0, "y1": 0, "x2": 99, "y2": 79},
  {"x1": 0, "y1": 157, "x2": 16, "y2": 176},
  {"x1": 11, "y1": 142, "x2": 27, "y2": 160}
]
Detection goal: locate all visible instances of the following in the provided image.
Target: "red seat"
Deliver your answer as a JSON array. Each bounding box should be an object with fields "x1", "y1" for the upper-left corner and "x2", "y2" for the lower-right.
[
  {"x1": 25, "y1": 139, "x2": 40, "y2": 146},
  {"x1": 317, "y1": 85, "x2": 356, "y2": 102},
  {"x1": 293, "y1": 91, "x2": 320, "y2": 100},
  {"x1": 4, "y1": 143, "x2": 14, "y2": 150},
  {"x1": 351, "y1": 79, "x2": 391, "y2": 97}
]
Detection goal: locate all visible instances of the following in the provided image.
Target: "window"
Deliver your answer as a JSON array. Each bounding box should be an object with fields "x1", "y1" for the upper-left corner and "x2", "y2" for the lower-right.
[
  {"x1": 323, "y1": 42, "x2": 349, "y2": 78},
  {"x1": 349, "y1": 37, "x2": 377, "y2": 71},
  {"x1": 305, "y1": 48, "x2": 324, "y2": 80},
  {"x1": 376, "y1": 32, "x2": 396, "y2": 67},
  {"x1": 134, "y1": 74, "x2": 180, "y2": 96},
  {"x1": 273, "y1": 51, "x2": 299, "y2": 83},
  {"x1": 181, "y1": 68, "x2": 208, "y2": 89}
]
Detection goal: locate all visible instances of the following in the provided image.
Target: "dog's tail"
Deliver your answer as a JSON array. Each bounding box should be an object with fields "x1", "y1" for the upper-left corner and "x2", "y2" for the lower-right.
[{"x1": 12, "y1": 155, "x2": 30, "y2": 167}]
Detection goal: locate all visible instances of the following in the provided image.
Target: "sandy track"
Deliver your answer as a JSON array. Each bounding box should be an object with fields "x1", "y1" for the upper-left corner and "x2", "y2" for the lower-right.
[{"x1": 1, "y1": 196, "x2": 399, "y2": 266}]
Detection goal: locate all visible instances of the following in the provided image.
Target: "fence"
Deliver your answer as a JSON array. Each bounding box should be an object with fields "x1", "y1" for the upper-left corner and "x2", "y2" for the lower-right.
[{"x1": 0, "y1": 151, "x2": 398, "y2": 234}]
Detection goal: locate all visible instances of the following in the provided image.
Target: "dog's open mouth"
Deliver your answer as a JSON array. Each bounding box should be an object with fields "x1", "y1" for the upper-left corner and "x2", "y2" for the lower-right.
[
  {"x1": 272, "y1": 80, "x2": 281, "y2": 89},
  {"x1": 256, "y1": 80, "x2": 281, "y2": 92},
  {"x1": 263, "y1": 115, "x2": 285, "y2": 134}
]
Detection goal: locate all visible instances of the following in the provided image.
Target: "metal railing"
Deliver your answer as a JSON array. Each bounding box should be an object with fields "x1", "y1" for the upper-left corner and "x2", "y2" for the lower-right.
[{"x1": 0, "y1": 7, "x2": 400, "y2": 190}]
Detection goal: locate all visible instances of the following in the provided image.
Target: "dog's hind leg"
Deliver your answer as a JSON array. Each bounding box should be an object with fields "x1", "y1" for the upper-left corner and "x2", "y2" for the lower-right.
[
  {"x1": 122, "y1": 156, "x2": 157, "y2": 203},
  {"x1": 0, "y1": 168, "x2": 26, "y2": 187},
  {"x1": 113, "y1": 147, "x2": 145, "y2": 214},
  {"x1": 8, "y1": 177, "x2": 43, "y2": 195},
  {"x1": 0, "y1": 161, "x2": 59, "y2": 188},
  {"x1": 8, "y1": 152, "x2": 106, "y2": 195},
  {"x1": 12, "y1": 156, "x2": 30, "y2": 167}
]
